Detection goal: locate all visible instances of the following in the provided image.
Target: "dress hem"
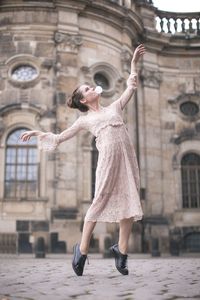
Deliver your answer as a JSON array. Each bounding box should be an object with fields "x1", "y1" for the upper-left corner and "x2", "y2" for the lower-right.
[{"x1": 84, "y1": 214, "x2": 143, "y2": 223}]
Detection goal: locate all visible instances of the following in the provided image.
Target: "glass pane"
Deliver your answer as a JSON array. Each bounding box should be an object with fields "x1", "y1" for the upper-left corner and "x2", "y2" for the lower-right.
[
  {"x1": 16, "y1": 182, "x2": 27, "y2": 198},
  {"x1": 6, "y1": 148, "x2": 16, "y2": 164},
  {"x1": 5, "y1": 181, "x2": 15, "y2": 198},
  {"x1": 183, "y1": 196, "x2": 189, "y2": 208},
  {"x1": 191, "y1": 196, "x2": 197, "y2": 208},
  {"x1": 27, "y1": 165, "x2": 37, "y2": 180},
  {"x1": 28, "y1": 148, "x2": 37, "y2": 163},
  {"x1": 7, "y1": 128, "x2": 28, "y2": 145},
  {"x1": 17, "y1": 148, "x2": 27, "y2": 164},
  {"x1": 12, "y1": 65, "x2": 38, "y2": 82},
  {"x1": 180, "y1": 101, "x2": 199, "y2": 117},
  {"x1": 27, "y1": 182, "x2": 37, "y2": 197},
  {"x1": 6, "y1": 165, "x2": 16, "y2": 181},
  {"x1": 182, "y1": 183, "x2": 188, "y2": 195},
  {"x1": 190, "y1": 182, "x2": 196, "y2": 194},
  {"x1": 182, "y1": 153, "x2": 200, "y2": 166},
  {"x1": 190, "y1": 169, "x2": 196, "y2": 181},
  {"x1": 182, "y1": 169, "x2": 187, "y2": 181},
  {"x1": 16, "y1": 165, "x2": 27, "y2": 181},
  {"x1": 28, "y1": 136, "x2": 37, "y2": 145},
  {"x1": 94, "y1": 72, "x2": 110, "y2": 90}
]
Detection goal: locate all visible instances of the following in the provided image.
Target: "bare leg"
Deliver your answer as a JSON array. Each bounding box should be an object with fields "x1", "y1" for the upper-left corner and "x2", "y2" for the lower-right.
[
  {"x1": 118, "y1": 217, "x2": 134, "y2": 254},
  {"x1": 79, "y1": 221, "x2": 96, "y2": 254}
]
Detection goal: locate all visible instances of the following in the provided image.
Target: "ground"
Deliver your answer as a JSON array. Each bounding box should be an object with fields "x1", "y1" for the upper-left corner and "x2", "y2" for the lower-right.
[{"x1": 0, "y1": 254, "x2": 200, "y2": 300}]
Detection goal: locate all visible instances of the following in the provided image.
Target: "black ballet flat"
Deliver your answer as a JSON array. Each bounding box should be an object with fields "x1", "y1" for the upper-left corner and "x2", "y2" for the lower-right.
[
  {"x1": 109, "y1": 244, "x2": 129, "y2": 275},
  {"x1": 72, "y1": 243, "x2": 88, "y2": 276}
]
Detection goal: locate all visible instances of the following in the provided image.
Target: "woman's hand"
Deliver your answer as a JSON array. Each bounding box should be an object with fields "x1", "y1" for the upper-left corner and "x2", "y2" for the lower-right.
[
  {"x1": 131, "y1": 44, "x2": 145, "y2": 74},
  {"x1": 20, "y1": 130, "x2": 42, "y2": 142},
  {"x1": 132, "y1": 44, "x2": 146, "y2": 64}
]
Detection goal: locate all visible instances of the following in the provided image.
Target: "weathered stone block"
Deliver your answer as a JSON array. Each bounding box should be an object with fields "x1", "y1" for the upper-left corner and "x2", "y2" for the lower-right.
[{"x1": 35, "y1": 43, "x2": 54, "y2": 57}]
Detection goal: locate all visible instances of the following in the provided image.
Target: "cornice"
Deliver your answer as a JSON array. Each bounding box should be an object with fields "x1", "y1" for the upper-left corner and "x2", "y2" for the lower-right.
[
  {"x1": 78, "y1": 1, "x2": 144, "y2": 39},
  {"x1": 142, "y1": 29, "x2": 200, "y2": 56},
  {"x1": 0, "y1": 103, "x2": 44, "y2": 117}
]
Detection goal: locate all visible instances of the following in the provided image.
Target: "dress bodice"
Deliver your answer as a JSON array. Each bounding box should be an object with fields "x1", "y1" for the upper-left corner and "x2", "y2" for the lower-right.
[{"x1": 81, "y1": 102, "x2": 124, "y2": 137}]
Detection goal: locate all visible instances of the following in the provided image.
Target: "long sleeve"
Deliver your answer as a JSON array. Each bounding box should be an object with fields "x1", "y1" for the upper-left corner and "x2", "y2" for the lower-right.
[
  {"x1": 112, "y1": 73, "x2": 137, "y2": 111},
  {"x1": 38, "y1": 116, "x2": 84, "y2": 152}
]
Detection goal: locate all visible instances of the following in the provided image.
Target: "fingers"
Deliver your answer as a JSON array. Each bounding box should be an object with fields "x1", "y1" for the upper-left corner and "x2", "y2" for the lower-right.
[
  {"x1": 136, "y1": 44, "x2": 145, "y2": 50},
  {"x1": 19, "y1": 131, "x2": 33, "y2": 142},
  {"x1": 136, "y1": 44, "x2": 146, "y2": 55}
]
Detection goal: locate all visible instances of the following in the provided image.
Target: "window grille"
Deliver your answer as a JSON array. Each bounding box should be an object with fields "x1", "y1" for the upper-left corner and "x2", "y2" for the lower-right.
[
  {"x1": 181, "y1": 153, "x2": 200, "y2": 208},
  {"x1": 5, "y1": 128, "x2": 38, "y2": 199}
]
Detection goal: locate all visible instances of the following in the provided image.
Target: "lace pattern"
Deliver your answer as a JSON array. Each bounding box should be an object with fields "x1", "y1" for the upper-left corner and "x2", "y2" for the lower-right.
[
  {"x1": 85, "y1": 125, "x2": 143, "y2": 223},
  {"x1": 38, "y1": 133, "x2": 59, "y2": 152}
]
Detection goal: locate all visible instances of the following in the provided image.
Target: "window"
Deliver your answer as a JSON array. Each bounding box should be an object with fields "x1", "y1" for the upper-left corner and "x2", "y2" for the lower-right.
[
  {"x1": 181, "y1": 153, "x2": 200, "y2": 208},
  {"x1": 183, "y1": 232, "x2": 200, "y2": 252},
  {"x1": 180, "y1": 101, "x2": 199, "y2": 117},
  {"x1": 91, "y1": 138, "x2": 98, "y2": 199},
  {"x1": 11, "y1": 65, "x2": 38, "y2": 82},
  {"x1": 5, "y1": 128, "x2": 38, "y2": 199},
  {"x1": 94, "y1": 72, "x2": 110, "y2": 90}
]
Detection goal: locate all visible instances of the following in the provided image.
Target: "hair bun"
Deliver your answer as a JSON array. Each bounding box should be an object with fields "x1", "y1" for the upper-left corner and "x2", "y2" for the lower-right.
[{"x1": 67, "y1": 97, "x2": 77, "y2": 109}]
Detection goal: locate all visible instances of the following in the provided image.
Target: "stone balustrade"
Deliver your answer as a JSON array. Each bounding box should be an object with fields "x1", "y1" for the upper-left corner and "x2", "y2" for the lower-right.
[
  {"x1": 108, "y1": 0, "x2": 153, "y2": 7},
  {"x1": 156, "y1": 10, "x2": 200, "y2": 34}
]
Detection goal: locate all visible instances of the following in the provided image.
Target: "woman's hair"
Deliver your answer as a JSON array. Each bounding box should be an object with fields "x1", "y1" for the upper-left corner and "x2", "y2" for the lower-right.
[{"x1": 67, "y1": 86, "x2": 89, "y2": 112}]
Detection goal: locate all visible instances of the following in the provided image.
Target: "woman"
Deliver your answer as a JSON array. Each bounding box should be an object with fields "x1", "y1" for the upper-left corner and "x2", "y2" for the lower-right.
[{"x1": 20, "y1": 44, "x2": 145, "y2": 276}]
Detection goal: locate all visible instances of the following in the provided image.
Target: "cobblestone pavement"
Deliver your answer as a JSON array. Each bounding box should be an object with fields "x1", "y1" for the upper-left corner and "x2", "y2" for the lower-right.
[{"x1": 0, "y1": 254, "x2": 200, "y2": 300}]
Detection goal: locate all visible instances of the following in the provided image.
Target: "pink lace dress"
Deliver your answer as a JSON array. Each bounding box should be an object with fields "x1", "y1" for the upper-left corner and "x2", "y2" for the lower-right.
[{"x1": 38, "y1": 74, "x2": 144, "y2": 223}]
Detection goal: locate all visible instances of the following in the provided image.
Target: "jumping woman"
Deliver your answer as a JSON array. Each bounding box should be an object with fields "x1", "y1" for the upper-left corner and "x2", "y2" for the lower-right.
[{"x1": 20, "y1": 44, "x2": 145, "y2": 276}]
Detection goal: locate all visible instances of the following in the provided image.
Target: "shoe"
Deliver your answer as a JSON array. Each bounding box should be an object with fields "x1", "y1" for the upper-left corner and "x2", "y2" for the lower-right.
[
  {"x1": 109, "y1": 244, "x2": 129, "y2": 275},
  {"x1": 72, "y1": 243, "x2": 88, "y2": 276}
]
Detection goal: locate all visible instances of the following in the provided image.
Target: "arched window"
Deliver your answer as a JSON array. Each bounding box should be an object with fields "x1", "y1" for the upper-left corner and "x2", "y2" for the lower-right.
[
  {"x1": 5, "y1": 128, "x2": 38, "y2": 199},
  {"x1": 181, "y1": 153, "x2": 200, "y2": 208},
  {"x1": 91, "y1": 138, "x2": 98, "y2": 199}
]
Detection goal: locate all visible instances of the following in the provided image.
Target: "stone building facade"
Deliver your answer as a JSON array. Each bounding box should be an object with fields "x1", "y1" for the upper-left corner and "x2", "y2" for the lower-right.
[{"x1": 0, "y1": 0, "x2": 200, "y2": 254}]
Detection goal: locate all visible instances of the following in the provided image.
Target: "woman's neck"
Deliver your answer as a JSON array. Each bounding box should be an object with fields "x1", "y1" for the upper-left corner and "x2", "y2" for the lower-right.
[{"x1": 87, "y1": 102, "x2": 101, "y2": 112}]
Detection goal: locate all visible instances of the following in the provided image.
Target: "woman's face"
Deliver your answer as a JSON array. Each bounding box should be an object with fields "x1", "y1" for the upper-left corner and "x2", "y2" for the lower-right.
[{"x1": 79, "y1": 84, "x2": 99, "y2": 106}]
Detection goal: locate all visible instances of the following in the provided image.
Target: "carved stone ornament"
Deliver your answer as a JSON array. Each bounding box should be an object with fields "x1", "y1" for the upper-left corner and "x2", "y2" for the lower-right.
[
  {"x1": 54, "y1": 32, "x2": 82, "y2": 53},
  {"x1": 140, "y1": 68, "x2": 162, "y2": 89},
  {"x1": 170, "y1": 125, "x2": 200, "y2": 147},
  {"x1": 194, "y1": 76, "x2": 200, "y2": 92},
  {"x1": 81, "y1": 62, "x2": 123, "y2": 97},
  {"x1": 167, "y1": 93, "x2": 200, "y2": 122}
]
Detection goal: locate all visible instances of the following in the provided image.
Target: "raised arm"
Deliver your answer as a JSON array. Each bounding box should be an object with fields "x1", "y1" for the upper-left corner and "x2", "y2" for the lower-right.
[
  {"x1": 20, "y1": 116, "x2": 84, "y2": 151},
  {"x1": 113, "y1": 44, "x2": 145, "y2": 111}
]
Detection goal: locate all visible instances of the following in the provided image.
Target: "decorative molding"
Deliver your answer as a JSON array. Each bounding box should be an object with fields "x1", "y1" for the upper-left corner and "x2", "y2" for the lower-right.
[
  {"x1": 0, "y1": 103, "x2": 44, "y2": 117},
  {"x1": 194, "y1": 77, "x2": 200, "y2": 92},
  {"x1": 171, "y1": 140, "x2": 200, "y2": 169},
  {"x1": 168, "y1": 92, "x2": 200, "y2": 122},
  {"x1": 54, "y1": 32, "x2": 82, "y2": 53},
  {"x1": 81, "y1": 62, "x2": 123, "y2": 97},
  {"x1": 140, "y1": 68, "x2": 162, "y2": 89},
  {"x1": 5, "y1": 54, "x2": 41, "y2": 89},
  {"x1": 171, "y1": 128, "x2": 200, "y2": 145}
]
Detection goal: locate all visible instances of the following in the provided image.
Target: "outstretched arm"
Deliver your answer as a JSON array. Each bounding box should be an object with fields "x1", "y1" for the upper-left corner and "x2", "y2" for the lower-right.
[
  {"x1": 113, "y1": 44, "x2": 145, "y2": 111},
  {"x1": 20, "y1": 117, "x2": 83, "y2": 151}
]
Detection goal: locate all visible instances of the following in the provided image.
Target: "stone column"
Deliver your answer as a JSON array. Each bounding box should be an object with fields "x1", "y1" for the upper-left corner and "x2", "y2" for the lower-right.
[{"x1": 140, "y1": 67, "x2": 163, "y2": 215}]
